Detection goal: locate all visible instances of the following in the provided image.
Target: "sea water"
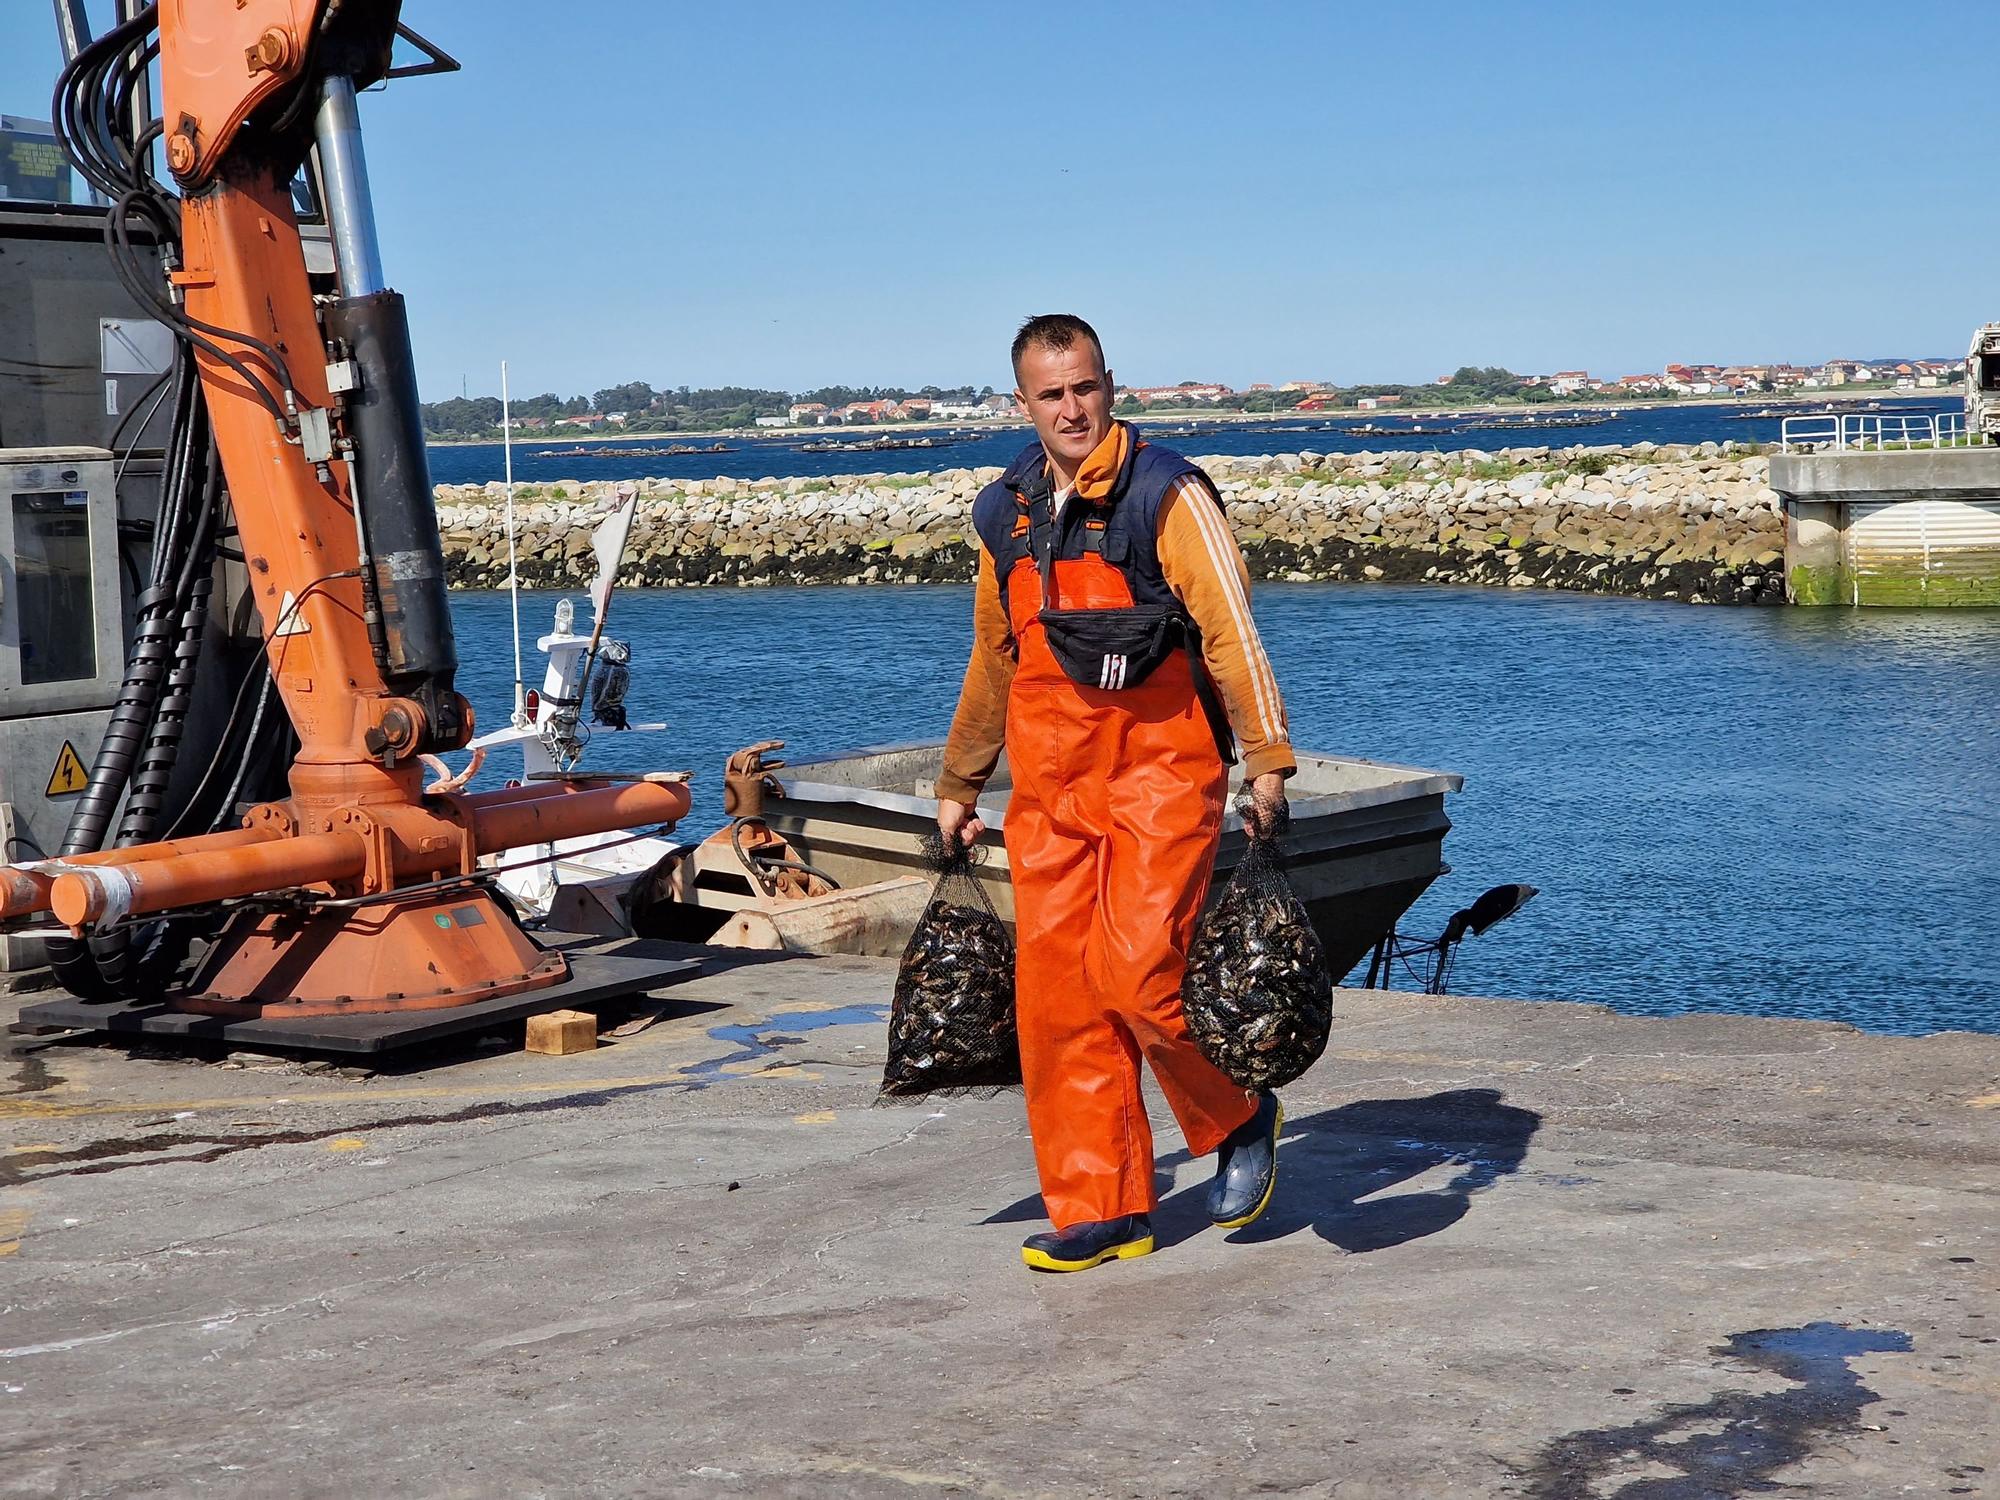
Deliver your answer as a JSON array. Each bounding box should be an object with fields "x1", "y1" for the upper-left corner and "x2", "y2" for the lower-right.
[{"x1": 448, "y1": 582, "x2": 2000, "y2": 1037}]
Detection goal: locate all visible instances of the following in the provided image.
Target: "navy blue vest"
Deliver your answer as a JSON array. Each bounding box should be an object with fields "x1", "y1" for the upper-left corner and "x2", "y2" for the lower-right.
[{"x1": 970, "y1": 425, "x2": 1210, "y2": 619}]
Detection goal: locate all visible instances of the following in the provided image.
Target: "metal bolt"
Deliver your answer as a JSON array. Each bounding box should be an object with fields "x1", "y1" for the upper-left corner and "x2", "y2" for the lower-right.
[
  {"x1": 247, "y1": 28, "x2": 293, "y2": 73},
  {"x1": 166, "y1": 132, "x2": 195, "y2": 174}
]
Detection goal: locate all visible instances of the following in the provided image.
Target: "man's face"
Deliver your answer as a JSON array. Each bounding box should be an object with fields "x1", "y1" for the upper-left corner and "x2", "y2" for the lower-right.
[{"x1": 1015, "y1": 340, "x2": 1114, "y2": 476}]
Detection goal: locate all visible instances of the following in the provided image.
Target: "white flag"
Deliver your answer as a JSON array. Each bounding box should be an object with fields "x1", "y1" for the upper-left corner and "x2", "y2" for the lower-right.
[{"x1": 588, "y1": 485, "x2": 638, "y2": 621}]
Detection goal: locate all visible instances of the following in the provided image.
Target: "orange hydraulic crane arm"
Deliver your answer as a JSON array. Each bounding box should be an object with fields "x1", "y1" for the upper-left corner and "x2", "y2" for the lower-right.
[
  {"x1": 162, "y1": 0, "x2": 462, "y2": 775},
  {"x1": 14, "y1": 1, "x2": 691, "y2": 1016}
]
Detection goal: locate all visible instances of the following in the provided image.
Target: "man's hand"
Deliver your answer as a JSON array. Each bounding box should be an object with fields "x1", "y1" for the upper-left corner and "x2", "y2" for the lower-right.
[
  {"x1": 938, "y1": 798, "x2": 986, "y2": 849},
  {"x1": 1242, "y1": 770, "x2": 1288, "y2": 841}
]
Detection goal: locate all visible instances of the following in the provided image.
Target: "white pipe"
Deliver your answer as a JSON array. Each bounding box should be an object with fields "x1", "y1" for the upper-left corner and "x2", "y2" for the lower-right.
[{"x1": 502, "y1": 359, "x2": 525, "y2": 726}]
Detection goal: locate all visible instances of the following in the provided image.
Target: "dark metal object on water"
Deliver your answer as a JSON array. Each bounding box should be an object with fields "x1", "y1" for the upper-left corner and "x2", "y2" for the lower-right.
[
  {"x1": 529, "y1": 442, "x2": 733, "y2": 458},
  {"x1": 1363, "y1": 882, "x2": 1539, "y2": 994},
  {"x1": 1182, "y1": 804, "x2": 1334, "y2": 1090},
  {"x1": 880, "y1": 836, "x2": 1019, "y2": 1099},
  {"x1": 796, "y1": 434, "x2": 962, "y2": 454}
]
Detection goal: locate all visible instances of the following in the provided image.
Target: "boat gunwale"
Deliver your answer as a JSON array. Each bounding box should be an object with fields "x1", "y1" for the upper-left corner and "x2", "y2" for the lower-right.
[{"x1": 771, "y1": 741, "x2": 1463, "y2": 831}]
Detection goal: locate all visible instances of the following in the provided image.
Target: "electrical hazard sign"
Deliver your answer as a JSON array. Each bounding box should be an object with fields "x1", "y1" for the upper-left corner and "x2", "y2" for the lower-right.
[{"x1": 46, "y1": 741, "x2": 89, "y2": 797}]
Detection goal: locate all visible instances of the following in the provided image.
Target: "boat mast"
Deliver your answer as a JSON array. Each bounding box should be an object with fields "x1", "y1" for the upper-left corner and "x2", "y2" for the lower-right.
[{"x1": 502, "y1": 359, "x2": 526, "y2": 726}]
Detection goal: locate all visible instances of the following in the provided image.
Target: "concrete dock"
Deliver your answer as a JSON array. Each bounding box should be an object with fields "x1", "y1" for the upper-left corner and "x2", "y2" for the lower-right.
[{"x1": 2, "y1": 949, "x2": 1995, "y2": 1498}]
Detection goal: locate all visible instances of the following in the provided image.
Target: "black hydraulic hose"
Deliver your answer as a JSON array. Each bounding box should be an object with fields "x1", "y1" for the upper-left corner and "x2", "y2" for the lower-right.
[
  {"x1": 49, "y1": 7, "x2": 155, "y2": 198},
  {"x1": 168, "y1": 431, "x2": 222, "y2": 601},
  {"x1": 46, "y1": 582, "x2": 176, "y2": 997},
  {"x1": 109, "y1": 356, "x2": 175, "y2": 466},
  {"x1": 145, "y1": 362, "x2": 200, "y2": 586},
  {"x1": 342, "y1": 451, "x2": 395, "y2": 676},
  {"x1": 728, "y1": 818, "x2": 842, "y2": 898},
  {"x1": 105, "y1": 196, "x2": 293, "y2": 429},
  {"x1": 60, "y1": 14, "x2": 303, "y2": 432},
  {"x1": 159, "y1": 572, "x2": 343, "y2": 843},
  {"x1": 97, "y1": 426, "x2": 219, "y2": 935},
  {"x1": 43, "y1": 1, "x2": 286, "y2": 999},
  {"x1": 160, "y1": 648, "x2": 267, "y2": 840},
  {"x1": 211, "y1": 668, "x2": 281, "y2": 832},
  {"x1": 56, "y1": 592, "x2": 175, "y2": 861},
  {"x1": 85, "y1": 563, "x2": 215, "y2": 991},
  {"x1": 116, "y1": 494, "x2": 218, "y2": 845},
  {"x1": 51, "y1": 382, "x2": 212, "y2": 995},
  {"x1": 107, "y1": 40, "x2": 159, "y2": 176}
]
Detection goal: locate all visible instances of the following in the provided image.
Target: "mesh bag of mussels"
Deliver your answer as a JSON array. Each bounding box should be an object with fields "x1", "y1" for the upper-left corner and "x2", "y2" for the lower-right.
[
  {"x1": 879, "y1": 831, "x2": 1021, "y2": 1100},
  {"x1": 1181, "y1": 795, "x2": 1334, "y2": 1090}
]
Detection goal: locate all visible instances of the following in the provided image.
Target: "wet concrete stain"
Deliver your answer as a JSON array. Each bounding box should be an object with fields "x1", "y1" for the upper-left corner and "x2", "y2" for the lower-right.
[
  {"x1": 1514, "y1": 1321, "x2": 1914, "y2": 1499},
  {"x1": 11, "y1": 1054, "x2": 58, "y2": 1094},
  {"x1": 1, "y1": 1078, "x2": 697, "y2": 1184},
  {"x1": 684, "y1": 1004, "x2": 888, "y2": 1081},
  {"x1": 2, "y1": 1005, "x2": 890, "y2": 1186},
  {"x1": 4, "y1": 1037, "x2": 64, "y2": 1097}
]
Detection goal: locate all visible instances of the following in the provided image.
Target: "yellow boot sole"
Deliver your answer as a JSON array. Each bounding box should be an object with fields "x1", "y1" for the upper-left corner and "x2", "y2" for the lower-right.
[
  {"x1": 1021, "y1": 1234, "x2": 1155, "y2": 1273},
  {"x1": 1213, "y1": 1098, "x2": 1284, "y2": 1229}
]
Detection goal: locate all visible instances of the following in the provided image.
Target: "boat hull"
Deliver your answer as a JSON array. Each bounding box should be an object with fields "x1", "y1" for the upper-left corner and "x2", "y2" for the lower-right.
[{"x1": 758, "y1": 743, "x2": 1462, "y2": 979}]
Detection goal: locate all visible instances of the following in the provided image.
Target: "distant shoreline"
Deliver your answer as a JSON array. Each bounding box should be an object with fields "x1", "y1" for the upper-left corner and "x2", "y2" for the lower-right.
[{"x1": 424, "y1": 385, "x2": 1949, "y2": 449}]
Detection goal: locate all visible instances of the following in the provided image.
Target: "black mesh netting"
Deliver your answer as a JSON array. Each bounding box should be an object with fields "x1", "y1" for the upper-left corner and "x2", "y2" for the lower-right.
[
  {"x1": 878, "y1": 830, "x2": 1021, "y2": 1100},
  {"x1": 1182, "y1": 793, "x2": 1334, "y2": 1090}
]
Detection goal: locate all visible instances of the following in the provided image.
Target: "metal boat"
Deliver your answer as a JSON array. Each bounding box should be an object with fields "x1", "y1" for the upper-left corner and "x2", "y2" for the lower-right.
[{"x1": 746, "y1": 743, "x2": 1461, "y2": 978}]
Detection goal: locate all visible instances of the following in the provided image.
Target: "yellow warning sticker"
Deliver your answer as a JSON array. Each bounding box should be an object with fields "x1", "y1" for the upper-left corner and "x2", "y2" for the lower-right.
[{"x1": 45, "y1": 741, "x2": 88, "y2": 797}]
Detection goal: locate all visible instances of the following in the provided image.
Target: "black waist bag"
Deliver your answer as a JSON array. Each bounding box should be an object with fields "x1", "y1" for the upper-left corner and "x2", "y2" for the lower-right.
[
  {"x1": 1036, "y1": 604, "x2": 1184, "y2": 692},
  {"x1": 1023, "y1": 491, "x2": 1237, "y2": 761}
]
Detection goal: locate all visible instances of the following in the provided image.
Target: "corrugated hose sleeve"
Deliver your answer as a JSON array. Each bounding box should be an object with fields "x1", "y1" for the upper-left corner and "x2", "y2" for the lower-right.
[
  {"x1": 1157, "y1": 476, "x2": 1298, "y2": 780},
  {"x1": 937, "y1": 546, "x2": 1018, "y2": 804}
]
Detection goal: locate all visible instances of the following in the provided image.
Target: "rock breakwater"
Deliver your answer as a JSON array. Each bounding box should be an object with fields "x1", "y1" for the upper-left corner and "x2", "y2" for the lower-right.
[{"x1": 433, "y1": 441, "x2": 1789, "y2": 605}]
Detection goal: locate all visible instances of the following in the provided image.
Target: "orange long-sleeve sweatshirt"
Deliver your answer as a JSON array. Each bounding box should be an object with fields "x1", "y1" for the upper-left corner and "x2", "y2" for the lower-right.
[{"x1": 937, "y1": 454, "x2": 1296, "y2": 804}]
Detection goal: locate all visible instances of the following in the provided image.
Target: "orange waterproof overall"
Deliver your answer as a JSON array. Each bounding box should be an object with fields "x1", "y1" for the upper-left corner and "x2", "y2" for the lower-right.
[{"x1": 1002, "y1": 547, "x2": 1256, "y2": 1230}]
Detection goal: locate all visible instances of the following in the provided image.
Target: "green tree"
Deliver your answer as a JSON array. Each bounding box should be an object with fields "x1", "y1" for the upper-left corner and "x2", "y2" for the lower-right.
[
  {"x1": 420, "y1": 395, "x2": 503, "y2": 435},
  {"x1": 512, "y1": 392, "x2": 568, "y2": 421},
  {"x1": 593, "y1": 381, "x2": 658, "y2": 416}
]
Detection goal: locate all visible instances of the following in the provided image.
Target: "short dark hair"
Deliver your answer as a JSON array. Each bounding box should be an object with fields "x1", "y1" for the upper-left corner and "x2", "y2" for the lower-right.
[{"x1": 1011, "y1": 313, "x2": 1105, "y2": 383}]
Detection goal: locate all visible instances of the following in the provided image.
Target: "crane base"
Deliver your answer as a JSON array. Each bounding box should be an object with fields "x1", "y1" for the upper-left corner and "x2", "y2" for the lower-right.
[
  {"x1": 174, "y1": 888, "x2": 566, "y2": 1018},
  {"x1": 11, "y1": 940, "x2": 701, "y2": 1053}
]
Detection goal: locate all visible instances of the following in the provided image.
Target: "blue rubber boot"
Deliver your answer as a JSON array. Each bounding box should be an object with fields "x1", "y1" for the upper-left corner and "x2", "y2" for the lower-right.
[
  {"x1": 1021, "y1": 1214, "x2": 1154, "y2": 1272},
  {"x1": 1208, "y1": 1092, "x2": 1283, "y2": 1228}
]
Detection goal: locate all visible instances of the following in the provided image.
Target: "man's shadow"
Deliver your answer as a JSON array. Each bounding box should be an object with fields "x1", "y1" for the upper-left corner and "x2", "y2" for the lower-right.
[{"x1": 986, "y1": 1087, "x2": 1542, "y2": 1253}]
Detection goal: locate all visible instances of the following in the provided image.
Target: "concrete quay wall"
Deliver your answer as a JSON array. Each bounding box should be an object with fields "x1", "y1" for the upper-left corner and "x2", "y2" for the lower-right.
[
  {"x1": 432, "y1": 441, "x2": 1789, "y2": 604},
  {"x1": 1770, "y1": 446, "x2": 2000, "y2": 606},
  {"x1": 5, "y1": 970, "x2": 1996, "y2": 1497}
]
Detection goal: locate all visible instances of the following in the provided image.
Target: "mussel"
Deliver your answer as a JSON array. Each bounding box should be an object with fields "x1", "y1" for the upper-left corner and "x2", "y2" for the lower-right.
[
  {"x1": 1182, "y1": 847, "x2": 1333, "y2": 1089},
  {"x1": 881, "y1": 898, "x2": 1021, "y2": 1099}
]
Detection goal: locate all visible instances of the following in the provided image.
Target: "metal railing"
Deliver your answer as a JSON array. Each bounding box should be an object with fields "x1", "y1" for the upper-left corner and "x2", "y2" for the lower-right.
[{"x1": 1778, "y1": 411, "x2": 1975, "y2": 453}]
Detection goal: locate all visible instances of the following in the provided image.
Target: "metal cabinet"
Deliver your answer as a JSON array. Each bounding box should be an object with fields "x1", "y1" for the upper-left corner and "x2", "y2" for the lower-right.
[{"x1": 0, "y1": 448, "x2": 125, "y2": 719}]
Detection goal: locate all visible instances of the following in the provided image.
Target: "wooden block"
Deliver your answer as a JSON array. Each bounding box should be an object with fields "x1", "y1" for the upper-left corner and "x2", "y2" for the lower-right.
[{"x1": 525, "y1": 1009, "x2": 598, "y2": 1056}]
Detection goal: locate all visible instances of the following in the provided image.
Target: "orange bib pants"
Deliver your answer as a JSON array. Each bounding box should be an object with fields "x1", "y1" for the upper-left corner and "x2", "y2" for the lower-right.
[{"x1": 1002, "y1": 550, "x2": 1257, "y2": 1230}]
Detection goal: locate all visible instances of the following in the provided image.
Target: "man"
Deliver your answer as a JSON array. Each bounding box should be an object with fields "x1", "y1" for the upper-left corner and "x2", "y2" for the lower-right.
[{"x1": 937, "y1": 314, "x2": 1296, "y2": 1272}]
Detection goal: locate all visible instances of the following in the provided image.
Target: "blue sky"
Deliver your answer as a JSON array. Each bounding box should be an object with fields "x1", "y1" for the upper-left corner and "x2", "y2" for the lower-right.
[{"x1": 4, "y1": 2, "x2": 1990, "y2": 400}]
